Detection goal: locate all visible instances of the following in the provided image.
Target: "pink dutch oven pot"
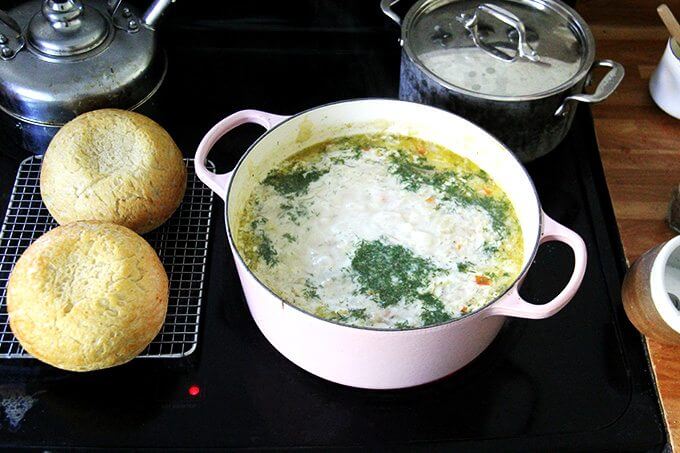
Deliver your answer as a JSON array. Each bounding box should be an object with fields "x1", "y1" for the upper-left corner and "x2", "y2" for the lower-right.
[{"x1": 195, "y1": 99, "x2": 587, "y2": 389}]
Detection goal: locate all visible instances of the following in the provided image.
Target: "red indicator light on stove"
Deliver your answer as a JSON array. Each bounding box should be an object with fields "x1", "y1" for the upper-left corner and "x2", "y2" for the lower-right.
[{"x1": 188, "y1": 385, "x2": 200, "y2": 396}]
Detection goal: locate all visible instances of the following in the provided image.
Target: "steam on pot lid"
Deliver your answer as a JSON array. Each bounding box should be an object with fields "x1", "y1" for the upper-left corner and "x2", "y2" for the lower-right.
[{"x1": 403, "y1": 0, "x2": 594, "y2": 98}]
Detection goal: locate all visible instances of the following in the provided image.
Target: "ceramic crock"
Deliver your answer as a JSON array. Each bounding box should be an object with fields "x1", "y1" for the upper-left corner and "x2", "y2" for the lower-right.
[
  {"x1": 622, "y1": 235, "x2": 680, "y2": 345},
  {"x1": 381, "y1": 0, "x2": 625, "y2": 162},
  {"x1": 195, "y1": 99, "x2": 587, "y2": 389}
]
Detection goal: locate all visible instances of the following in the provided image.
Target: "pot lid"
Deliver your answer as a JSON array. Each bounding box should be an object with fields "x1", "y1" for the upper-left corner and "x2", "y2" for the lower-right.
[
  {"x1": 402, "y1": 0, "x2": 595, "y2": 99},
  {"x1": 28, "y1": 0, "x2": 109, "y2": 57}
]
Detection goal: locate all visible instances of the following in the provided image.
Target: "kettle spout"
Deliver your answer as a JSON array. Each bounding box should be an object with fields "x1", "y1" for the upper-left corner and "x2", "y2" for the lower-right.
[{"x1": 142, "y1": 0, "x2": 174, "y2": 29}]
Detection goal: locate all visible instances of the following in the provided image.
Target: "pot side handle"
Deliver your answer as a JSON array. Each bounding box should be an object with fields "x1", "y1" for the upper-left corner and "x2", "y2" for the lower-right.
[
  {"x1": 484, "y1": 213, "x2": 587, "y2": 319},
  {"x1": 194, "y1": 110, "x2": 290, "y2": 201},
  {"x1": 555, "y1": 60, "x2": 625, "y2": 116}
]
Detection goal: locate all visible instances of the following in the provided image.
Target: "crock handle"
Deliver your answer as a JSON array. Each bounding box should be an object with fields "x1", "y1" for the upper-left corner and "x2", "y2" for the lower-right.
[
  {"x1": 484, "y1": 213, "x2": 587, "y2": 319},
  {"x1": 380, "y1": 0, "x2": 402, "y2": 25},
  {"x1": 194, "y1": 110, "x2": 289, "y2": 201},
  {"x1": 555, "y1": 60, "x2": 625, "y2": 116}
]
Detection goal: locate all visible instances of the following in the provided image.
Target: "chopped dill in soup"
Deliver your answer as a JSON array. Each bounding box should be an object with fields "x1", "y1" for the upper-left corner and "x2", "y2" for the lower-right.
[{"x1": 236, "y1": 134, "x2": 523, "y2": 329}]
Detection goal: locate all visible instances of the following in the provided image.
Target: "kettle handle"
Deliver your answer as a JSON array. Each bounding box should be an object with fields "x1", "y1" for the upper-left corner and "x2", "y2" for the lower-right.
[
  {"x1": 142, "y1": 0, "x2": 175, "y2": 29},
  {"x1": 0, "y1": 10, "x2": 21, "y2": 35},
  {"x1": 380, "y1": 0, "x2": 402, "y2": 26},
  {"x1": 0, "y1": 9, "x2": 25, "y2": 60},
  {"x1": 107, "y1": 0, "x2": 123, "y2": 15}
]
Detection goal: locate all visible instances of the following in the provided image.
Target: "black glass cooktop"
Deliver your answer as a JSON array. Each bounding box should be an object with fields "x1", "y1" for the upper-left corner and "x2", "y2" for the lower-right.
[{"x1": 0, "y1": 1, "x2": 667, "y2": 450}]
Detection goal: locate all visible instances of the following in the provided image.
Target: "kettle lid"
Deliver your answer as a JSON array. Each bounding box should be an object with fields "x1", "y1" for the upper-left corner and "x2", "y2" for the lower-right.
[{"x1": 28, "y1": 0, "x2": 109, "y2": 57}]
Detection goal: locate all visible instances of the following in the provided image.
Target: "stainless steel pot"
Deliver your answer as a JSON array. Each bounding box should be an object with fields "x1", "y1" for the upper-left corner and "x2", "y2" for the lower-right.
[
  {"x1": 382, "y1": 0, "x2": 625, "y2": 162},
  {"x1": 0, "y1": 0, "x2": 174, "y2": 154}
]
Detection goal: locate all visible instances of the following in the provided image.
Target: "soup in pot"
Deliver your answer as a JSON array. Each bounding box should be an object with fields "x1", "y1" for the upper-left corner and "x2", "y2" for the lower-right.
[{"x1": 236, "y1": 134, "x2": 523, "y2": 329}]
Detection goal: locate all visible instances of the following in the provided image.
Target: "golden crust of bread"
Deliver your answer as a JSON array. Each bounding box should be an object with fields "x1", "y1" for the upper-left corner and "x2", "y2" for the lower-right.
[
  {"x1": 40, "y1": 109, "x2": 187, "y2": 234},
  {"x1": 7, "y1": 221, "x2": 169, "y2": 372}
]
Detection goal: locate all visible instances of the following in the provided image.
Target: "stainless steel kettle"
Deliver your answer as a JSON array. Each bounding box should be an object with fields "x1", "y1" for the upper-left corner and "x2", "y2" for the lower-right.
[{"x1": 0, "y1": 0, "x2": 174, "y2": 153}]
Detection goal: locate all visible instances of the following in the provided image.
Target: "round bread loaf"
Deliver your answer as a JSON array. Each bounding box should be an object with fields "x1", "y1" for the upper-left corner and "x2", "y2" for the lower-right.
[
  {"x1": 7, "y1": 221, "x2": 169, "y2": 372},
  {"x1": 41, "y1": 109, "x2": 187, "y2": 234}
]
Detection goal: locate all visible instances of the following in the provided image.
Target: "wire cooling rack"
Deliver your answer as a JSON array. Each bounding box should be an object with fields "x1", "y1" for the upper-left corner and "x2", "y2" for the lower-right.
[{"x1": 0, "y1": 156, "x2": 214, "y2": 359}]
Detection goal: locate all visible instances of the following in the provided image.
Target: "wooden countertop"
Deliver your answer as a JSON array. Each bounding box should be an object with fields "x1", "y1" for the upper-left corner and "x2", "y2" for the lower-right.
[{"x1": 576, "y1": 0, "x2": 680, "y2": 449}]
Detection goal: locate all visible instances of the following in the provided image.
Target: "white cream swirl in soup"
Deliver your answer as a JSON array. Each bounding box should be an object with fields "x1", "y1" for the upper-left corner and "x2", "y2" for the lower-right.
[{"x1": 237, "y1": 134, "x2": 523, "y2": 329}]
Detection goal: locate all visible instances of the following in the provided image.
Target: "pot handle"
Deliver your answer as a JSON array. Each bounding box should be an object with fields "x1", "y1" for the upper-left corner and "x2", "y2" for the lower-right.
[
  {"x1": 380, "y1": 0, "x2": 402, "y2": 25},
  {"x1": 484, "y1": 213, "x2": 587, "y2": 319},
  {"x1": 555, "y1": 60, "x2": 625, "y2": 116},
  {"x1": 194, "y1": 110, "x2": 290, "y2": 201},
  {"x1": 460, "y1": 4, "x2": 539, "y2": 63}
]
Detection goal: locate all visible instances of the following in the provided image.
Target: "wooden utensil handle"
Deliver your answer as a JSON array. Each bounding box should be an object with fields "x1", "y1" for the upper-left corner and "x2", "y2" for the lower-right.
[{"x1": 658, "y1": 4, "x2": 680, "y2": 44}]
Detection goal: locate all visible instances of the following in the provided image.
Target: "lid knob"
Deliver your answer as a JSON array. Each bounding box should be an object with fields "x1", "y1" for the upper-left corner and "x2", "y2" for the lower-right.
[
  {"x1": 27, "y1": 0, "x2": 109, "y2": 57},
  {"x1": 42, "y1": 0, "x2": 83, "y2": 29}
]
